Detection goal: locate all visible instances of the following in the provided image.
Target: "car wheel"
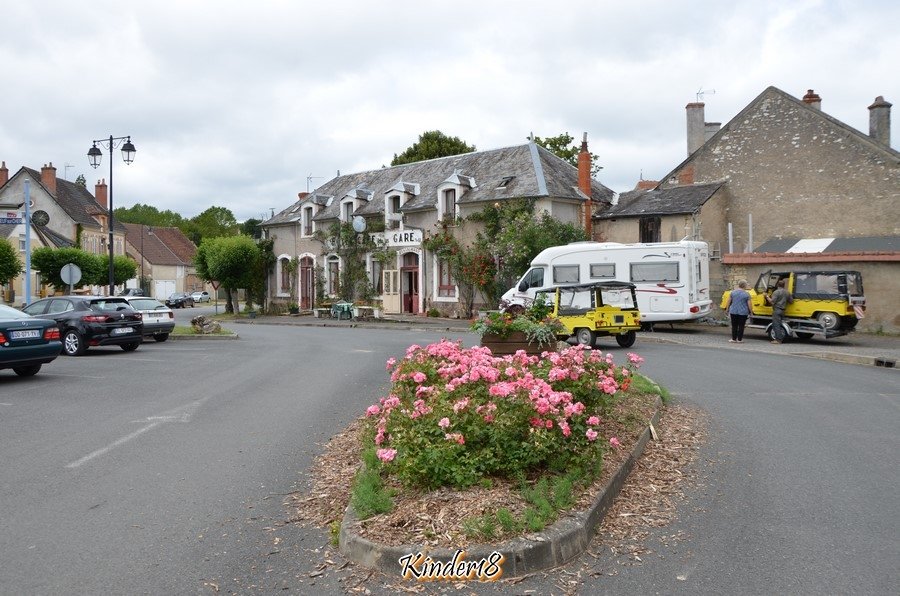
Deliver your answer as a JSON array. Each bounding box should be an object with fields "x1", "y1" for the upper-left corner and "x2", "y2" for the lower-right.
[
  {"x1": 575, "y1": 328, "x2": 595, "y2": 347},
  {"x1": 120, "y1": 342, "x2": 140, "y2": 352},
  {"x1": 616, "y1": 331, "x2": 637, "y2": 348},
  {"x1": 154, "y1": 333, "x2": 169, "y2": 342},
  {"x1": 817, "y1": 311, "x2": 840, "y2": 330},
  {"x1": 13, "y1": 364, "x2": 42, "y2": 377},
  {"x1": 63, "y1": 329, "x2": 86, "y2": 356}
]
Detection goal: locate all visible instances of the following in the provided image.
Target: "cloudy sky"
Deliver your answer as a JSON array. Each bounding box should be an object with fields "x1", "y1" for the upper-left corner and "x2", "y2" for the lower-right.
[{"x1": 2, "y1": 0, "x2": 897, "y2": 222}]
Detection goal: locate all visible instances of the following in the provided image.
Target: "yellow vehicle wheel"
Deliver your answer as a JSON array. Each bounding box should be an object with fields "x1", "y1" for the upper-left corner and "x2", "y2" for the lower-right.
[
  {"x1": 616, "y1": 331, "x2": 636, "y2": 348},
  {"x1": 575, "y1": 328, "x2": 595, "y2": 346},
  {"x1": 817, "y1": 311, "x2": 840, "y2": 330}
]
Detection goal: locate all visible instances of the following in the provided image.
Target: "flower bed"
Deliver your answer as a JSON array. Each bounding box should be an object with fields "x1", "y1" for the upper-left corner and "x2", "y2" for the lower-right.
[{"x1": 364, "y1": 340, "x2": 644, "y2": 490}]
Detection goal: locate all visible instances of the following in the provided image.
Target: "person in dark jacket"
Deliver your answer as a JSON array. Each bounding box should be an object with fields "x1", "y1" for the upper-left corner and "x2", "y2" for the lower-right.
[
  {"x1": 725, "y1": 279, "x2": 752, "y2": 343},
  {"x1": 770, "y1": 279, "x2": 793, "y2": 344}
]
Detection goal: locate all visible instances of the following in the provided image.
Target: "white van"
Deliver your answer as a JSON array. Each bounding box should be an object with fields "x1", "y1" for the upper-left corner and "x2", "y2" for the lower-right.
[{"x1": 502, "y1": 240, "x2": 712, "y2": 324}]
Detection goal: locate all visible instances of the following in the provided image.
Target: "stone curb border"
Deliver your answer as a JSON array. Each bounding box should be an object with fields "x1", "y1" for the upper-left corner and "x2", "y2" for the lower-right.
[
  {"x1": 338, "y1": 396, "x2": 663, "y2": 578},
  {"x1": 166, "y1": 333, "x2": 239, "y2": 340}
]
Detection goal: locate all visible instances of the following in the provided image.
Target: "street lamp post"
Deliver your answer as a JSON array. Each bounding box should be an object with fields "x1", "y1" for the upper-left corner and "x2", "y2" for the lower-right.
[{"x1": 87, "y1": 135, "x2": 136, "y2": 296}]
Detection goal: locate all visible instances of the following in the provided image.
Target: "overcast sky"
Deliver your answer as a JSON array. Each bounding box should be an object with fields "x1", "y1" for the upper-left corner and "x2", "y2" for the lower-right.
[{"x1": 2, "y1": 0, "x2": 897, "y2": 223}]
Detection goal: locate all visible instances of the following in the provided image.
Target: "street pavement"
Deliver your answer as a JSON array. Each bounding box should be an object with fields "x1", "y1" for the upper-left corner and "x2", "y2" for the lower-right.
[{"x1": 234, "y1": 312, "x2": 900, "y2": 367}]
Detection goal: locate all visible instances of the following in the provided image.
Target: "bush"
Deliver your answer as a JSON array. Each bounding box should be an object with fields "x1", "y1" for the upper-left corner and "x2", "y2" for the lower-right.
[{"x1": 364, "y1": 340, "x2": 644, "y2": 489}]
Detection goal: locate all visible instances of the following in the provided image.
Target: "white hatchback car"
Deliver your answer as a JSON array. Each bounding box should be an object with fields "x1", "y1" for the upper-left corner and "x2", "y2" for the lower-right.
[
  {"x1": 123, "y1": 297, "x2": 175, "y2": 342},
  {"x1": 191, "y1": 290, "x2": 211, "y2": 303}
]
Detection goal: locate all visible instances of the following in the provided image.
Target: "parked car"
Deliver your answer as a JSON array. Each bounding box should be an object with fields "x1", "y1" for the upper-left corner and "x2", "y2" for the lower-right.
[
  {"x1": 0, "y1": 304, "x2": 62, "y2": 376},
  {"x1": 22, "y1": 296, "x2": 143, "y2": 357},
  {"x1": 123, "y1": 297, "x2": 175, "y2": 342},
  {"x1": 165, "y1": 292, "x2": 195, "y2": 309},
  {"x1": 118, "y1": 288, "x2": 145, "y2": 297},
  {"x1": 190, "y1": 290, "x2": 211, "y2": 303}
]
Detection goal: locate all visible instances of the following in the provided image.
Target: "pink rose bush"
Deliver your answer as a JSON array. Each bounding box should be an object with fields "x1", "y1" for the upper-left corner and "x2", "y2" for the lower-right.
[{"x1": 364, "y1": 340, "x2": 643, "y2": 489}]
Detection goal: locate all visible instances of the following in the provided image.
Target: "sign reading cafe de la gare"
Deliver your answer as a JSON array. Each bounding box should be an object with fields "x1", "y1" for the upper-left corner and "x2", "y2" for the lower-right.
[{"x1": 374, "y1": 229, "x2": 423, "y2": 247}]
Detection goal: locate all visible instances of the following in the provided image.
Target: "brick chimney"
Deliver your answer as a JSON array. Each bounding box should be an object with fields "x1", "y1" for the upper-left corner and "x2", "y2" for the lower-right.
[
  {"x1": 0, "y1": 161, "x2": 7, "y2": 187},
  {"x1": 41, "y1": 162, "x2": 57, "y2": 195},
  {"x1": 686, "y1": 102, "x2": 706, "y2": 155},
  {"x1": 802, "y1": 89, "x2": 822, "y2": 110},
  {"x1": 868, "y1": 95, "x2": 892, "y2": 148},
  {"x1": 577, "y1": 132, "x2": 593, "y2": 239},
  {"x1": 677, "y1": 164, "x2": 695, "y2": 186},
  {"x1": 298, "y1": 192, "x2": 309, "y2": 200},
  {"x1": 95, "y1": 178, "x2": 108, "y2": 209}
]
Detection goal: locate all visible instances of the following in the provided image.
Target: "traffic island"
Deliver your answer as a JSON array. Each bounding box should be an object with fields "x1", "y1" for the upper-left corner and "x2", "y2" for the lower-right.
[{"x1": 338, "y1": 398, "x2": 662, "y2": 578}]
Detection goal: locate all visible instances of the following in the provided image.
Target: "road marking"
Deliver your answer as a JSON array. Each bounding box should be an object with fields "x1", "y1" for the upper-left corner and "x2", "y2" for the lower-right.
[{"x1": 65, "y1": 396, "x2": 211, "y2": 469}]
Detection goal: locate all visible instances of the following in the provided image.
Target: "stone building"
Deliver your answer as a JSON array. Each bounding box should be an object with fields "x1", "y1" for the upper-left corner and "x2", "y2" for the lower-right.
[
  {"x1": 596, "y1": 87, "x2": 899, "y2": 332},
  {"x1": 261, "y1": 139, "x2": 613, "y2": 316}
]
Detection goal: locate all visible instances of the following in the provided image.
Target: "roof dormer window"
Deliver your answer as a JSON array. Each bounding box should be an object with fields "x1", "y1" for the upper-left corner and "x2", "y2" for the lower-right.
[
  {"x1": 497, "y1": 176, "x2": 515, "y2": 189},
  {"x1": 341, "y1": 200, "x2": 355, "y2": 223},
  {"x1": 386, "y1": 194, "x2": 403, "y2": 230},
  {"x1": 440, "y1": 188, "x2": 457, "y2": 222}
]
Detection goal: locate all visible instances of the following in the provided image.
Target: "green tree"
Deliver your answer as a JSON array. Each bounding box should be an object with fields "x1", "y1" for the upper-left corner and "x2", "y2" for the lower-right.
[
  {"x1": 240, "y1": 218, "x2": 262, "y2": 239},
  {"x1": 532, "y1": 132, "x2": 602, "y2": 178},
  {"x1": 0, "y1": 238, "x2": 23, "y2": 286},
  {"x1": 99, "y1": 254, "x2": 138, "y2": 288},
  {"x1": 194, "y1": 235, "x2": 260, "y2": 313},
  {"x1": 391, "y1": 131, "x2": 475, "y2": 166},
  {"x1": 114, "y1": 203, "x2": 186, "y2": 227},
  {"x1": 31, "y1": 247, "x2": 104, "y2": 291},
  {"x1": 188, "y1": 206, "x2": 239, "y2": 245}
]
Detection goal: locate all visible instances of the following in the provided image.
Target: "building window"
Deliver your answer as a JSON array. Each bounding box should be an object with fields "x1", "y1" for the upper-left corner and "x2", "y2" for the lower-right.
[
  {"x1": 303, "y1": 206, "x2": 314, "y2": 236},
  {"x1": 387, "y1": 195, "x2": 402, "y2": 230},
  {"x1": 370, "y1": 259, "x2": 384, "y2": 295},
  {"x1": 438, "y1": 258, "x2": 455, "y2": 297},
  {"x1": 639, "y1": 216, "x2": 661, "y2": 243},
  {"x1": 442, "y1": 189, "x2": 457, "y2": 220},
  {"x1": 327, "y1": 256, "x2": 340, "y2": 295},
  {"x1": 280, "y1": 258, "x2": 291, "y2": 293},
  {"x1": 19, "y1": 234, "x2": 26, "y2": 251},
  {"x1": 341, "y1": 201, "x2": 355, "y2": 223}
]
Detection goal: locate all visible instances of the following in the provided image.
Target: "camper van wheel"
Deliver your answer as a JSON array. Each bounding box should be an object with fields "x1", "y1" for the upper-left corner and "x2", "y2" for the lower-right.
[
  {"x1": 817, "y1": 312, "x2": 840, "y2": 330},
  {"x1": 616, "y1": 331, "x2": 636, "y2": 348},
  {"x1": 575, "y1": 328, "x2": 596, "y2": 347}
]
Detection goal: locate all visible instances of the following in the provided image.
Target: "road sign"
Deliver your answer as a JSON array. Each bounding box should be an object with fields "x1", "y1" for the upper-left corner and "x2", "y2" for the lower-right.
[{"x1": 61, "y1": 263, "x2": 82, "y2": 295}]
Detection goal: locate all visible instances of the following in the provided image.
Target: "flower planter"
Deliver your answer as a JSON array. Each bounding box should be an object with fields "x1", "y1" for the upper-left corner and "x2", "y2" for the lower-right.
[{"x1": 480, "y1": 331, "x2": 550, "y2": 356}]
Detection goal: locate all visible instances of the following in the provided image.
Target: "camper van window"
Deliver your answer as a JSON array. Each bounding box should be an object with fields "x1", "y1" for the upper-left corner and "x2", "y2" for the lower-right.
[
  {"x1": 630, "y1": 262, "x2": 679, "y2": 283},
  {"x1": 589, "y1": 263, "x2": 615, "y2": 279},
  {"x1": 553, "y1": 265, "x2": 579, "y2": 284}
]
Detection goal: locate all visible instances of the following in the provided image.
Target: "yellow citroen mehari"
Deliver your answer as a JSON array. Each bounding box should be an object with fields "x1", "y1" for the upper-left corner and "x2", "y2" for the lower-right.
[{"x1": 536, "y1": 281, "x2": 642, "y2": 348}]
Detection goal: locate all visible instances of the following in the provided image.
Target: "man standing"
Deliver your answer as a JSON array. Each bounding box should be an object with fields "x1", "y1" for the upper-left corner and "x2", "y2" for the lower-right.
[{"x1": 770, "y1": 279, "x2": 793, "y2": 344}]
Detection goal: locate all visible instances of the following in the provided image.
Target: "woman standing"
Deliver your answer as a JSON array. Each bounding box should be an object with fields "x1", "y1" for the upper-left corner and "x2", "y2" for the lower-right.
[{"x1": 724, "y1": 279, "x2": 752, "y2": 343}]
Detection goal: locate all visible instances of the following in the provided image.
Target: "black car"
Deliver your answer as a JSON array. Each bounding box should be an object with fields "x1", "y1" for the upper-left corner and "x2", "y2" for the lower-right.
[
  {"x1": 0, "y1": 304, "x2": 62, "y2": 376},
  {"x1": 165, "y1": 292, "x2": 195, "y2": 308},
  {"x1": 22, "y1": 296, "x2": 143, "y2": 356}
]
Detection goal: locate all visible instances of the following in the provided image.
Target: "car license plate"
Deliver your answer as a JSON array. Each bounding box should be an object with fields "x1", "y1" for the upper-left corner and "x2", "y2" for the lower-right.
[
  {"x1": 111, "y1": 327, "x2": 134, "y2": 335},
  {"x1": 11, "y1": 329, "x2": 41, "y2": 339}
]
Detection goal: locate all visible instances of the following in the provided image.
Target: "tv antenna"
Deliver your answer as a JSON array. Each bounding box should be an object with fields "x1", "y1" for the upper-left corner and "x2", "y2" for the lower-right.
[
  {"x1": 64, "y1": 163, "x2": 74, "y2": 180},
  {"x1": 307, "y1": 174, "x2": 324, "y2": 192},
  {"x1": 696, "y1": 87, "x2": 716, "y2": 102}
]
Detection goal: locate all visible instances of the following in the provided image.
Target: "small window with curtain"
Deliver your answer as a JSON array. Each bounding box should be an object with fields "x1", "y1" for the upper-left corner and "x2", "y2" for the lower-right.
[
  {"x1": 438, "y1": 258, "x2": 455, "y2": 297},
  {"x1": 589, "y1": 263, "x2": 615, "y2": 279},
  {"x1": 442, "y1": 189, "x2": 457, "y2": 221}
]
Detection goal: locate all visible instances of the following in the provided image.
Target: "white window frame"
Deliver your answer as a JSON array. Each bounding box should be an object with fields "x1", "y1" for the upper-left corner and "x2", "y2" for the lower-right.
[
  {"x1": 340, "y1": 200, "x2": 356, "y2": 223},
  {"x1": 385, "y1": 194, "x2": 403, "y2": 230},
  {"x1": 432, "y1": 254, "x2": 457, "y2": 302},
  {"x1": 302, "y1": 206, "x2": 315, "y2": 237}
]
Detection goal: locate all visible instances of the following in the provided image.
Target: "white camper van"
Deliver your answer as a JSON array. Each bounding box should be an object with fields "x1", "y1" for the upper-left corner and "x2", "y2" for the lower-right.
[{"x1": 502, "y1": 241, "x2": 712, "y2": 324}]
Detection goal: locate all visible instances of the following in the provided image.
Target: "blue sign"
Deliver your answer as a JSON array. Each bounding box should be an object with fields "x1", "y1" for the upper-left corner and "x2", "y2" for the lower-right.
[{"x1": 0, "y1": 217, "x2": 23, "y2": 224}]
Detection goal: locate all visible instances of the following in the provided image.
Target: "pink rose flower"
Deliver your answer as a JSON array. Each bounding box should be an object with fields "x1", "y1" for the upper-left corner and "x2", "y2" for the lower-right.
[
  {"x1": 609, "y1": 437, "x2": 621, "y2": 448},
  {"x1": 376, "y1": 448, "x2": 397, "y2": 462},
  {"x1": 586, "y1": 429, "x2": 598, "y2": 441},
  {"x1": 587, "y1": 416, "x2": 600, "y2": 426},
  {"x1": 438, "y1": 417, "x2": 450, "y2": 429},
  {"x1": 365, "y1": 404, "x2": 380, "y2": 417}
]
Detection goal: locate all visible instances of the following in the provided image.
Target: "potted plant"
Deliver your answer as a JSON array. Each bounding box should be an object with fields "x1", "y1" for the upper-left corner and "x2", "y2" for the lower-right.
[
  {"x1": 288, "y1": 302, "x2": 300, "y2": 315},
  {"x1": 470, "y1": 295, "x2": 564, "y2": 355}
]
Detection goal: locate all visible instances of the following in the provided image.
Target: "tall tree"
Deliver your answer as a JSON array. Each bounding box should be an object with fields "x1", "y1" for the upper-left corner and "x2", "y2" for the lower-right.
[
  {"x1": 532, "y1": 132, "x2": 603, "y2": 178},
  {"x1": 0, "y1": 238, "x2": 23, "y2": 286},
  {"x1": 194, "y1": 235, "x2": 260, "y2": 313},
  {"x1": 240, "y1": 218, "x2": 262, "y2": 239},
  {"x1": 391, "y1": 131, "x2": 475, "y2": 166},
  {"x1": 189, "y1": 206, "x2": 239, "y2": 245},
  {"x1": 114, "y1": 203, "x2": 186, "y2": 227}
]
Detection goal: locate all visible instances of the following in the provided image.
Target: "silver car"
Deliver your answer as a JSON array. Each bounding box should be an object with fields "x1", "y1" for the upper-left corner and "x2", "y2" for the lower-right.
[{"x1": 123, "y1": 297, "x2": 175, "y2": 342}]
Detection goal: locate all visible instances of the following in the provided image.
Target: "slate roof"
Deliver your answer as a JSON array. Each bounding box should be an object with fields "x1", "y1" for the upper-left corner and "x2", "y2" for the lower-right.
[
  {"x1": 123, "y1": 223, "x2": 197, "y2": 266},
  {"x1": 597, "y1": 181, "x2": 725, "y2": 219},
  {"x1": 21, "y1": 167, "x2": 127, "y2": 234},
  {"x1": 658, "y1": 86, "x2": 900, "y2": 185},
  {"x1": 265, "y1": 142, "x2": 614, "y2": 225}
]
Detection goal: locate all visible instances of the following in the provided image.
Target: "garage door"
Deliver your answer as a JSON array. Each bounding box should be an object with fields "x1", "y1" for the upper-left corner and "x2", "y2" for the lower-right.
[{"x1": 154, "y1": 280, "x2": 176, "y2": 300}]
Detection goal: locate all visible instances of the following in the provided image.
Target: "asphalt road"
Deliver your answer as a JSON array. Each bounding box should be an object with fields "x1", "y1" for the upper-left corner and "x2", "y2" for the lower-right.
[{"x1": 1, "y1": 323, "x2": 896, "y2": 594}]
